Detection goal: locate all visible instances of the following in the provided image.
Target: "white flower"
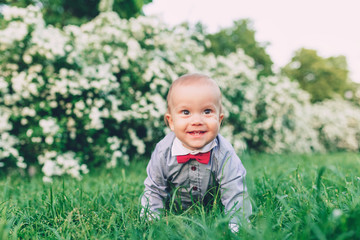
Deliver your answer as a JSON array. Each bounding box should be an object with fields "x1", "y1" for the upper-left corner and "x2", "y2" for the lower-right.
[
  {"x1": 26, "y1": 129, "x2": 33, "y2": 137},
  {"x1": 127, "y1": 38, "x2": 141, "y2": 60},
  {"x1": 11, "y1": 71, "x2": 27, "y2": 94},
  {"x1": 39, "y1": 151, "x2": 88, "y2": 181},
  {"x1": 16, "y1": 160, "x2": 27, "y2": 169},
  {"x1": 75, "y1": 100, "x2": 86, "y2": 110},
  {"x1": 128, "y1": 129, "x2": 145, "y2": 154},
  {"x1": 38, "y1": 150, "x2": 57, "y2": 164},
  {"x1": 31, "y1": 137, "x2": 42, "y2": 143},
  {"x1": 81, "y1": 164, "x2": 89, "y2": 174},
  {"x1": 50, "y1": 101, "x2": 58, "y2": 108},
  {"x1": 42, "y1": 159, "x2": 62, "y2": 177},
  {"x1": 0, "y1": 108, "x2": 13, "y2": 132},
  {"x1": 0, "y1": 77, "x2": 9, "y2": 92},
  {"x1": 45, "y1": 136, "x2": 54, "y2": 145},
  {"x1": 39, "y1": 118, "x2": 59, "y2": 135},
  {"x1": 42, "y1": 176, "x2": 53, "y2": 183},
  {"x1": 23, "y1": 54, "x2": 32, "y2": 64},
  {"x1": 88, "y1": 107, "x2": 104, "y2": 130},
  {"x1": 30, "y1": 26, "x2": 67, "y2": 58},
  {"x1": 0, "y1": 21, "x2": 28, "y2": 46},
  {"x1": 22, "y1": 107, "x2": 36, "y2": 117}
]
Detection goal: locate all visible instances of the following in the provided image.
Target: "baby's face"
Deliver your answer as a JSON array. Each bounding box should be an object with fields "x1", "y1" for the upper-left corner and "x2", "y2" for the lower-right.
[{"x1": 165, "y1": 83, "x2": 224, "y2": 151}]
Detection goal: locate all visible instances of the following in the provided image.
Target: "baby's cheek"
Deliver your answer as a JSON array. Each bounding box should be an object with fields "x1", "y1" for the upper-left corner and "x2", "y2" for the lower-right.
[
  {"x1": 209, "y1": 115, "x2": 221, "y2": 121},
  {"x1": 208, "y1": 118, "x2": 222, "y2": 127}
]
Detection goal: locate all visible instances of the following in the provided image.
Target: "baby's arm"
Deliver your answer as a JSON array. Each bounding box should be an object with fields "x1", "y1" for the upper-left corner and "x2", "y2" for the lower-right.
[
  {"x1": 141, "y1": 146, "x2": 168, "y2": 219},
  {"x1": 217, "y1": 149, "x2": 252, "y2": 230}
]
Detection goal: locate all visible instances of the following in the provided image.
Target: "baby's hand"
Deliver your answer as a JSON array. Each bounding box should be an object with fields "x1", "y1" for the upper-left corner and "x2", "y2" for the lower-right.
[
  {"x1": 140, "y1": 208, "x2": 160, "y2": 222},
  {"x1": 229, "y1": 223, "x2": 239, "y2": 233}
]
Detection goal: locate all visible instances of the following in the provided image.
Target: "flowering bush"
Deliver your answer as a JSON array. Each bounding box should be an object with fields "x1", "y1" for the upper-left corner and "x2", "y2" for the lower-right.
[
  {"x1": 211, "y1": 51, "x2": 324, "y2": 153},
  {"x1": 311, "y1": 100, "x2": 360, "y2": 151},
  {"x1": 1, "y1": 5, "x2": 360, "y2": 180}
]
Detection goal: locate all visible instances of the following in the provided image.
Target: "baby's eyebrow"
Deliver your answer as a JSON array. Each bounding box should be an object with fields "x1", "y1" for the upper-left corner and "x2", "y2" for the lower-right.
[
  {"x1": 175, "y1": 104, "x2": 190, "y2": 109},
  {"x1": 173, "y1": 106, "x2": 189, "y2": 112},
  {"x1": 203, "y1": 104, "x2": 217, "y2": 109}
]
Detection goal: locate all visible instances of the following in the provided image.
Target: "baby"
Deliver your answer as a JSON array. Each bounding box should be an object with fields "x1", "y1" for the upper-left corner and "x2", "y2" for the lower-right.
[{"x1": 141, "y1": 73, "x2": 252, "y2": 231}]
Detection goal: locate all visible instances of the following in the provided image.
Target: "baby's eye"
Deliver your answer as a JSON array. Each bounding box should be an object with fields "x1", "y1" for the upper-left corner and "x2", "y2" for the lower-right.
[
  {"x1": 204, "y1": 109, "x2": 212, "y2": 114},
  {"x1": 181, "y1": 110, "x2": 190, "y2": 115}
]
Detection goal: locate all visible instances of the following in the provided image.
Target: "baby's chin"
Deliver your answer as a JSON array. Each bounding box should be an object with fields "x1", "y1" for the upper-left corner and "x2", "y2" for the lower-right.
[{"x1": 183, "y1": 141, "x2": 211, "y2": 151}]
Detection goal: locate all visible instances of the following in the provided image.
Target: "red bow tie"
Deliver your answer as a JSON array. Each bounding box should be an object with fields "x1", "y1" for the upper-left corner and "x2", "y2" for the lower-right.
[{"x1": 176, "y1": 151, "x2": 211, "y2": 164}]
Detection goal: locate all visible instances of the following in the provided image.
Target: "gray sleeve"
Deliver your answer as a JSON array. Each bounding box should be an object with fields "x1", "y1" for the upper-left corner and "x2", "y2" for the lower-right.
[
  {"x1": 141, "y1": 145, "x2": 168, "y2": 219},
  {"x1": 217, "y1": 149, "x2": 252, "y2": 225}
]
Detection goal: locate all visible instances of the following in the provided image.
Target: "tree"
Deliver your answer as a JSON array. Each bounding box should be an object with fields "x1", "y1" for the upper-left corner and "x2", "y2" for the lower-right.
[
  {"x1": 0, "y1": 0, "x2": 152, "y2": 27},
  {"x1": 282, "y1": 48, "x2": 351, "y2": 102},
  {"x1": 204, "y1": 19, "x2": 274, "y2": 78}
]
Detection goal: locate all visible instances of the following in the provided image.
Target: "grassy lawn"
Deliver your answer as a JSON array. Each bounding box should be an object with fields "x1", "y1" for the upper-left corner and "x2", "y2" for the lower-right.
[{"x1": 1, "y1": 152, "x2": 360, "y2": 239}]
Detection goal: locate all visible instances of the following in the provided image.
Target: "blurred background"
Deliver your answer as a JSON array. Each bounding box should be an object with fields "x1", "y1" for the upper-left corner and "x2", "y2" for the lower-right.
[
  {"x1": 144, "y1": 0, "x2": 360, "y2": 84},
  {"x1": 0, "y1": 0, "x2": 359, "y2": 181}
]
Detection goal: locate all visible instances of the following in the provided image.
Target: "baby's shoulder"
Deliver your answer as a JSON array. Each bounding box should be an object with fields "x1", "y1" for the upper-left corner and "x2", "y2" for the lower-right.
[
  {"x1": 152, "y1": 132, "x2": 175, "y2": 158},
  {"x1": 156, "y1": 132, "x2": 175, "y2": 149},
  {"x1": 215, "y1": 134, "x2": 236, "y2": 153},
  {"x1": 213, "y1": 134, "x2": 240, "y2": 163}
]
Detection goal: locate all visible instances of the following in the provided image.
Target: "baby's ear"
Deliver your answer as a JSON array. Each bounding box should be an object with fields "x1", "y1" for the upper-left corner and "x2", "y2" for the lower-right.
[
  {"x1": 219, "y1": 113, "x2": 224, "y2": 124},
  {"x1": 165, "y1": 113, "x2": 175, "y2": 131}
]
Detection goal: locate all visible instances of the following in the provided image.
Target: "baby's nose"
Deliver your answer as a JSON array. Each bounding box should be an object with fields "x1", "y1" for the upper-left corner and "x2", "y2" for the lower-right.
[{"x1": 191, "y1": 113, "x2": 203, "y2": 124}]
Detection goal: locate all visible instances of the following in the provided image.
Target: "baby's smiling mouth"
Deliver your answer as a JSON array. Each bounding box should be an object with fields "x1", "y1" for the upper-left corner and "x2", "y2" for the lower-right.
[{"x1": 187, "y1": 131, "x2": 206, "y2": 136}]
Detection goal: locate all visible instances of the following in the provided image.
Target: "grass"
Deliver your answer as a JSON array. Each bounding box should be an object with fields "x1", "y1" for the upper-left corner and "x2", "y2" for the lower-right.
[{"x1": 1, "y1": 152, "x2": 360, "y2": 239}]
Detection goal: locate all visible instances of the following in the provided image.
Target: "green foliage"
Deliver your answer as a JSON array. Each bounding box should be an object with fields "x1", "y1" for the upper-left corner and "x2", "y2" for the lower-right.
[
  {"x1": 112, "y1": 0, "x2": 152, "y2": 19},
  {"x1": 282, "y1": 48, "x2": 351, "y2": 102},
  {"x1": 204, "y1": 19, "x2": 274, "y2": 78},
  {"x1": 0, "y1": 0, "x2": 152, "y2": 26},
  {"x1": 1, "y1": 153, "x2": 360, "y2": 238}
]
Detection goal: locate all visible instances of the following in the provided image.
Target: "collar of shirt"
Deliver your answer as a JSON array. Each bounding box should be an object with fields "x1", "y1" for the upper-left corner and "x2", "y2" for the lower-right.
[{"x1": 171, "y1": 137, "x2": 217, "y2": 157}]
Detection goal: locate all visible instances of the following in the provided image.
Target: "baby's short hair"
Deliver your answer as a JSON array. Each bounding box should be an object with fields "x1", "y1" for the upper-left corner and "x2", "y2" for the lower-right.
[{"x1": 164, "y1": 73, "x2": 223, "y2": 125}]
